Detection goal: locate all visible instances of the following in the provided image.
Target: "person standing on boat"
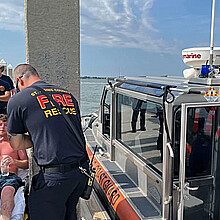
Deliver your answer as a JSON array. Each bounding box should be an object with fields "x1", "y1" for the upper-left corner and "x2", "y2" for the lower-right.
[
  {"x1": 0, "y1": 66, "x2": 14, "y2": 114},
  {"x1": 6, "y1": 64, "x2": 89, "y2": 220},
  {"x1": 131, "y1": 98, "x2": 147, "y2": 132}
]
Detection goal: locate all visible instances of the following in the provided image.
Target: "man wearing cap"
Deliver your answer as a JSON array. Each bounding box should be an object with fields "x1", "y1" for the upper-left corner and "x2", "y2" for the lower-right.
[{"x1": 0, "y1": 66, "x2": 14, "y2": 114}]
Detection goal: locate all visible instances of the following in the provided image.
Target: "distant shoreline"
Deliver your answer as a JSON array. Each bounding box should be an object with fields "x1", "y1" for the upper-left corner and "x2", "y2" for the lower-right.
[{"x1": 80, "y1": 76, "x2": 106, "y2": 79}]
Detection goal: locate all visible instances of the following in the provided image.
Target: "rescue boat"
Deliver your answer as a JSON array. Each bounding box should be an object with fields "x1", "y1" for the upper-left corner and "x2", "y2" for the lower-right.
[
  {"x1": 81, "y1": 1, "x2": 220, "y2": 219},
  {"x1": 81, "y1": 46, "x2": 220, "y2": 220}
]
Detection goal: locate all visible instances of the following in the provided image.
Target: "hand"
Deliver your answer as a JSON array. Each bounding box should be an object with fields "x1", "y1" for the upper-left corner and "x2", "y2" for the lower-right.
[{"x1": 1, "y1": 155, "x2": 15, "y2": 166}]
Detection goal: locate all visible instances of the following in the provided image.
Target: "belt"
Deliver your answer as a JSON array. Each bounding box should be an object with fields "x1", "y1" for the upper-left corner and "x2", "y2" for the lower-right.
[{"x1": 40, "y1": 156, "x2": 88, "y2": 174}]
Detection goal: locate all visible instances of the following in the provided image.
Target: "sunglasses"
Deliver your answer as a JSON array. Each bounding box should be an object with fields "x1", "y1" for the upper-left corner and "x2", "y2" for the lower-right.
[{"x1": 15, "y1": 74, "x2": 24, "y2": 93}]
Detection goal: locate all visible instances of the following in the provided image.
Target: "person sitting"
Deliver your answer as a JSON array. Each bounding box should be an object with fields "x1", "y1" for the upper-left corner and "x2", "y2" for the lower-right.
[{"x1": 0, "y1": 114, "x2": 28, "y2": 220}]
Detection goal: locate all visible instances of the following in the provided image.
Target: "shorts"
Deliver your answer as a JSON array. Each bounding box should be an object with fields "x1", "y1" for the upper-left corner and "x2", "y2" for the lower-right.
[
  {"x1": 0, "y1": 173, "x2": 24, "y2": 194},
  {"x1": 0, "y1": 107, "x2": 6, "y2": 114}
]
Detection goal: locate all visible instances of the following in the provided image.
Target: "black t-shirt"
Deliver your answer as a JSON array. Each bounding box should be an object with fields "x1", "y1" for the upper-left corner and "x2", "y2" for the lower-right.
[
  {"x1": 0, "y1": 75, "x2": 14, "y2": 108},
  {"x1": 7, "y1": 81, "x2": 86, "y2": 166}
]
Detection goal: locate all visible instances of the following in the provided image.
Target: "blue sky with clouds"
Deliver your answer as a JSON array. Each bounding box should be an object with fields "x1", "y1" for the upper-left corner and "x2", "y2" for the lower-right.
[{"x1": 1, "y1": 0, "x2": 220, "y2": 77}]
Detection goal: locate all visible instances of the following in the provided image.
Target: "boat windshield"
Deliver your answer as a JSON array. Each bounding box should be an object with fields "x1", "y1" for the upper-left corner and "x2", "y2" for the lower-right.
[
  {"x1": 116, "y1": 93, "x2": 163, "y2": 174},
  {"x1": 119, "y1": 80, "x2": 165, "y2": 97}
]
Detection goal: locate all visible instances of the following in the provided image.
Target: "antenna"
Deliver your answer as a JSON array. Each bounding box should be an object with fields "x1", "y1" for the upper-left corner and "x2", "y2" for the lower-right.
[{"x1": 209, "y1": 0, "x2": 216, "y2": 77}]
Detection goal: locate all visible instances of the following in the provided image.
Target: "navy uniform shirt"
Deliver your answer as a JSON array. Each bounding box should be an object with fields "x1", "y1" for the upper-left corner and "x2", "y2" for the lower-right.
[
  {"x1": 0, "y1": 75, "x2": 14, "y2": 109},
  {"x1": 7, "y1": 81, "x2": 86, "y2": 166}
]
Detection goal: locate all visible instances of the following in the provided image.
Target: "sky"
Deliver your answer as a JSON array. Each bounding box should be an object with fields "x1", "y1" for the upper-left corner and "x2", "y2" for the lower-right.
[{"x1": 1, "y1": 0, "x2": 220, "y2": 77}]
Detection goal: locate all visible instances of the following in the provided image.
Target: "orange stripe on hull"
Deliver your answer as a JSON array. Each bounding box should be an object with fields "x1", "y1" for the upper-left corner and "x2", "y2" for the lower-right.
[{"x1": 87, "y1": 145, "x2": 140, "y2": 220}]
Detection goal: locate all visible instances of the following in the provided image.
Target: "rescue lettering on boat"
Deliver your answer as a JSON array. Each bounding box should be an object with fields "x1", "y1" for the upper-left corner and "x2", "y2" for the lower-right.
[
  {"x1": 86, "y1": 145, "x2": 140, "y2": 220},
  {"x1": 95, "y1": 164, "x2": 120, "y2": 205}
]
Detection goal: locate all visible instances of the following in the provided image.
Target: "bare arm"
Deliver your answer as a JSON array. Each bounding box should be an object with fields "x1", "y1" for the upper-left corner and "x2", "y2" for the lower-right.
[
  {"x1": 15, "y1": 150, "x2": 29, "y2": 169},
  {"x1": 0, "y1": 91, "x2": 11, "y2": 102},
  {"x1": 3, "y1": 150, "x2": 29, "y2": 169},
  {"x1": 7, "y1": 133, "x2": 33, "y2": 151}
]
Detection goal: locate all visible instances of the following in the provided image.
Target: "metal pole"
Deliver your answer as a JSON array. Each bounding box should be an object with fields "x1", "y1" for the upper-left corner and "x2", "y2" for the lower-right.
[
  {"x1": 209, "y1": 0, "x2": 216, "y2": 77},
  {"x1": 177, "y1": 104, "x2": 187, "y2": 220}
]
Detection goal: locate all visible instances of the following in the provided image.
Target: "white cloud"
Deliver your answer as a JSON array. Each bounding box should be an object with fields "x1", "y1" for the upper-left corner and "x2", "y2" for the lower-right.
[
  {"x1": 0, "y1": 0, "x2": 175, "y2": 53},
  {"x1": 0, "y1": 1, "x2": 24, "y2": 32},
  {"x1": 81, "y1": 0, "x2": 173, "y2": 53}
]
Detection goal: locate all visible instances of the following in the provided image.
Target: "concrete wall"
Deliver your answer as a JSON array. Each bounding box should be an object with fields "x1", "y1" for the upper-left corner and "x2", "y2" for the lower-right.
[
  {"x1": 24, "y1": 0, "x2": 80, "y2": 186},
  {"x1": 24, "y1": 0, "x2": 80, "y2": 101}
]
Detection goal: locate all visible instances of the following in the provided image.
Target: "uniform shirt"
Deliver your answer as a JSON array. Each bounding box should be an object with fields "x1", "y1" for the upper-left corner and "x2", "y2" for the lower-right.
[
  {"x1": 7, "y1": 81, "x2": 86, "y2": 166},
  {"x1": 0, "y1": 75, "x2": 14, "y2": 109}
]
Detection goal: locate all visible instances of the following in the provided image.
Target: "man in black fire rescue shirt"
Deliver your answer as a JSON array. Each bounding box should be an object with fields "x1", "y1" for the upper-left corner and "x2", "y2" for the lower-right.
[{"x1": 6, "y1": 64, "x2": 89, "y2": 220}]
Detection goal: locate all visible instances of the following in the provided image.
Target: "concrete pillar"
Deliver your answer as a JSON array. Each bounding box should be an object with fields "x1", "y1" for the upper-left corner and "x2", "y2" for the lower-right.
[
  {"x1": 24, "y1": 0, "x2": 80, "y2": 101},
  {"x1": 24, "y1": 0, "x2": 81, "y2": 202}
]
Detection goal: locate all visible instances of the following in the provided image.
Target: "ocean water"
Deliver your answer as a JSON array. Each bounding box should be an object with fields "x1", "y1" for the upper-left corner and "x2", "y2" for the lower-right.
[{"x1": 80, "y1": 78, "x2": 107, "y2": 116}]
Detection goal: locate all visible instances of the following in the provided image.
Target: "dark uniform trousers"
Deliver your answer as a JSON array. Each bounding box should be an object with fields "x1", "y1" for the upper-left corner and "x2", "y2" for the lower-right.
[
  {"x1": 29, "y1": 164, "x2": 88, "y2": 220},
  {"x1": 131, "y1": 100, "x2": 146, "y2": 132},
  {"x1": 131, "y1": 109, "x2": 146, "y2": 131}
]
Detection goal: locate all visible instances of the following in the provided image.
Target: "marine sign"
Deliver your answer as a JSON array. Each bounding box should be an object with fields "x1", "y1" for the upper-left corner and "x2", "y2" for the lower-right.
[{"x1": 204, "y1": 87, "x2": 219, "y2": 102}]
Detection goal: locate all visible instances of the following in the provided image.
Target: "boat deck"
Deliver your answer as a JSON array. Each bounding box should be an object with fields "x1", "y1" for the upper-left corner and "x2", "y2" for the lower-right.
[{"x1": 85, "y1": 127, "x2": 162, "y2": 219}]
